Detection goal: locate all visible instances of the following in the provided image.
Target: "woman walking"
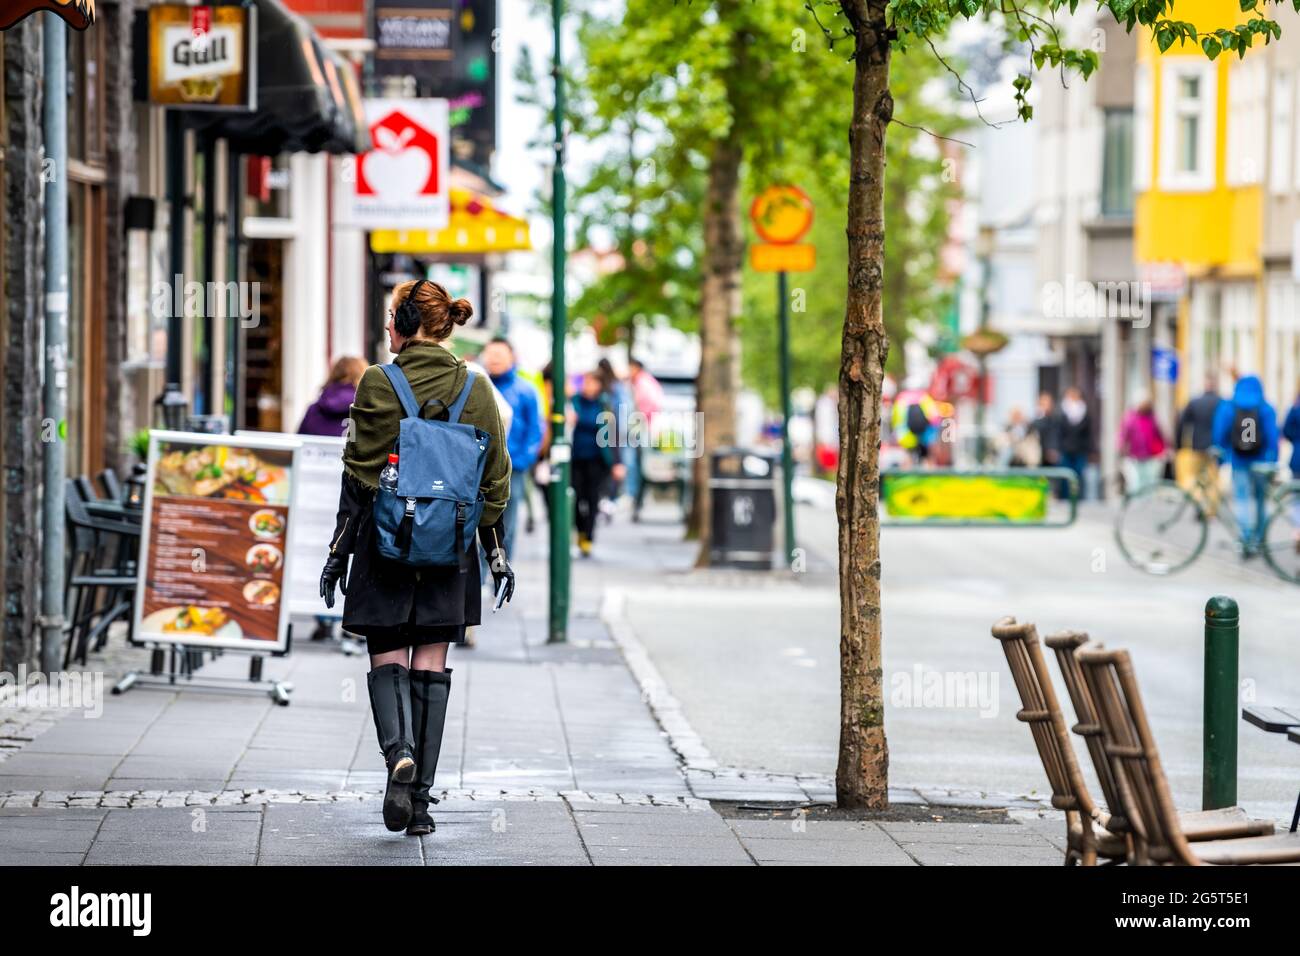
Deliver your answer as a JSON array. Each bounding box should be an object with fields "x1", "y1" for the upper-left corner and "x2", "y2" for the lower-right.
[
  {"x1": 319, "y1": 279, "x2": 513, "y2": 836},
  {"x1": 1118, "y1": 395, "x2": 1166, "y2": 494},
  {"x1": 570, "y1": 370, "x2": 623, "y2": 556}
]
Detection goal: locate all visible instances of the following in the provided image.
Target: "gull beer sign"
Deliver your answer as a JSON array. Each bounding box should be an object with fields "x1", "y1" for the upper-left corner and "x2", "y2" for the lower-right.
[
  {"x1": 148, "y1": 3, "x2": 256, "y2": 110},
  {"x1": 0, "y1": 0, "x2": 94, "y2": 30}
]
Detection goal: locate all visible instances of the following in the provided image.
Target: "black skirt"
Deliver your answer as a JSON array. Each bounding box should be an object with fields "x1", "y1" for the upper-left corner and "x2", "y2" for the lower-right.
[{"x1": 337, "y1": 476, "x2": 481, "y2": 652}]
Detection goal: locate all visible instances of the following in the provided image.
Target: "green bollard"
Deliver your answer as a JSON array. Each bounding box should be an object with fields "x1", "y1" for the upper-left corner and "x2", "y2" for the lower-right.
[{"x1": 1203, "y1": 595, "x2": 1239, "y2": 810}]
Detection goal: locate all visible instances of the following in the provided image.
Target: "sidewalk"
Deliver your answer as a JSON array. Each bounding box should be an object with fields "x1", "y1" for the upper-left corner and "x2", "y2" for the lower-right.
[{"x1": 0, "y1": 499, "x2": 1067, "y2": 865}]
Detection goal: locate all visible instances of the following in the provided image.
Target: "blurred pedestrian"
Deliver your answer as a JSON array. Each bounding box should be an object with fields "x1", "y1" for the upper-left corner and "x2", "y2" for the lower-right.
[
  {"x1": 1030, "y1": 392, "x2": 1063, "y2": 468},
  {"x1": 891, "y1": 388, "x2": 939, "y2": 464},
  {"x1": 1282, "y1": 387, "x2": 1300, "y2": 545},
  {"x1": 299, "y1": 356, "x2": 366, "y2": 438},
  {"x1": 482, "y1": 337, "x2": 543, "y2": 560},
  {"x1": 1212, "y1": 373, "x2": 1278, "y2": 553},
  {"x1": 626, "y1": 356, "x2": 663, "y2": 519},
  {"x1": 1118, "y1": 395, "x2": 1166, "y2": 494},
  {"x1": 813, "y1": 386, "x2": 839, "y2": 476},
  {"x1": 597, "y1": 357, "x2": 635, "y2": 513},
  {"x1": 319, "y1": 277, "x2": 513, "y2": 837},
  {"x1": 1175, "y1": 372, "x2": 1222, "y2": 509},
  {"x1": 998, "y1": 407, "x2": 1040, "y2": 468},
  {"x1": 299, "y1": 356, "x2": 365, "y2": 641},
  {"x1": 570, "y1": 371, "x2": 625, "y2": 556},
  {"x1": 1058, "y1": 387, "x2": 1090, "y2": 499}
]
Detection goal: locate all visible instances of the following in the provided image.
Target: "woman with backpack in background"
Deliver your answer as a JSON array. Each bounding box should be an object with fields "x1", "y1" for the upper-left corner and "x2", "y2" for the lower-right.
[
  {"x1": 1212, "y1": 373, "x2": 1278, "y2": 554},
  {"x1": 318, "y1": 279, "x2": 514, "y2": 837}
]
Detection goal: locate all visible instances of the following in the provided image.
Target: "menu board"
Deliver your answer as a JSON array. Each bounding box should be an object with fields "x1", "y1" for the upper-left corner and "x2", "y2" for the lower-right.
[
  {"x1": 238, "y1": 433, "x2": 346, "y2": 619},
  {"x1": 133, "y1": 432, "x2": 298, "y2": 652}
]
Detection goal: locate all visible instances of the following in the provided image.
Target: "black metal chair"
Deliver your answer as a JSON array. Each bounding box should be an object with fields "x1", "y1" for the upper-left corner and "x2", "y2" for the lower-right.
[
  {"x1": 64, "y1": 481, "x2": 141, "y2": 666},
  {"x1": 96, "y1": 467, "x2": 124, "y2": 502}
]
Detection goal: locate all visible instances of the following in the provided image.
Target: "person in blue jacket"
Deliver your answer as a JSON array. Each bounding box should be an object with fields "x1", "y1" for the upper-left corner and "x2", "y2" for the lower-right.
[
  {"x1": 482, "y1": 337, "x2": 543, "y2": 560},
  {"x1": 1212, "y1": 373, "x2": 1279, "y2": 553},
  {"x1": 1282, "y1": 388, "x2": 1300, "y2": 546}
]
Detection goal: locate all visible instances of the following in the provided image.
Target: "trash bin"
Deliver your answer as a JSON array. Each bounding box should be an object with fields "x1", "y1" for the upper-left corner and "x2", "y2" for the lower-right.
[{"x1": 708, "y1": 447, "x2": 777, "y2": 570}]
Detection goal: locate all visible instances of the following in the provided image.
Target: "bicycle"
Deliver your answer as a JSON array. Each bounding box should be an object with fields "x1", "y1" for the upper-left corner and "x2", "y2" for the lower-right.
[{"x1": 1114, "y1": 460, "x2": 1300, "y2": 582}]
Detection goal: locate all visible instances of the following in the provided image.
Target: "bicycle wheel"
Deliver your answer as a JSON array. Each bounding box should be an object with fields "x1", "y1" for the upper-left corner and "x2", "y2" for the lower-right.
[
  {"x1": 1260, "y1": 488, "x2": 1300, "y2": 584},
  {"x1": 1114, "y1": 481, "x2": 1208, "y2": 575}
]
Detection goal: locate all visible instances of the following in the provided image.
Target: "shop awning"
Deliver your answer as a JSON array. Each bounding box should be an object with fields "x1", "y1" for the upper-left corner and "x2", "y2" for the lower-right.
[
  {"x1": 188, "y1": 0, "x2": 369, "y2": 156},
  {"x1": 369, "y1": 189, "x2": 533, "y2": 255}
]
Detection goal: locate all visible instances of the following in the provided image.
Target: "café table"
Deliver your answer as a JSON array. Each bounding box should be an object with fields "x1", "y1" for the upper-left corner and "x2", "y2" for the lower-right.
[{"x1": 1242, "y1": 705, "x2": 1300, "y2": 832}]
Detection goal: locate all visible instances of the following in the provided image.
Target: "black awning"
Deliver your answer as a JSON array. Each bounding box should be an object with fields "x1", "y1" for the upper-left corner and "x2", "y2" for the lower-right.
[{"x1": 189, "y1": 0, "x2": 367, "y2": 156}]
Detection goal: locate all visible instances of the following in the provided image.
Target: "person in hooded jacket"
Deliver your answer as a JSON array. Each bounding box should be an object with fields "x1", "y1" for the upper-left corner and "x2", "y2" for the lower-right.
[
  {"x1": 299, "y1": 357, "x2": 367, "y2": 641},
  {"x1": 318, "y1": 279, "x2": 514, "y2": 837},
  {"x1": 298, "y1": 356, "x2": 367, "y2": 437},
  {"x1": 1212, "y1": 373, "x2": 1279, "y2": 553}
]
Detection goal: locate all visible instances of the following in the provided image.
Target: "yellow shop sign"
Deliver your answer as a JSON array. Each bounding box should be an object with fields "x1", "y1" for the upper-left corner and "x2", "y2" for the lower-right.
[{"x1": 148, "y1": 4, "x2": 256, "y2": 110}]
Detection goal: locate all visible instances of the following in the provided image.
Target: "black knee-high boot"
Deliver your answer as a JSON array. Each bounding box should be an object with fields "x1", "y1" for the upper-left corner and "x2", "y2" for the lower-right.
[
  {"x1": 367, "y1": 663, "x2": 417, "y2": 832},
  {"x1": 407, "y1": 668, "x2": 452, "y2": 836}
]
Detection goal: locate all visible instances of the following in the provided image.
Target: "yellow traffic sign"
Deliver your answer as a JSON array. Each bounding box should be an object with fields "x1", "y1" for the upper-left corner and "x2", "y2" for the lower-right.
[
  {"x1": 750, "y1": 242, "x2": 815, "y2": 273},
  {"x1": 750, "y1": 185, "x2": 814, "y2": 244}
]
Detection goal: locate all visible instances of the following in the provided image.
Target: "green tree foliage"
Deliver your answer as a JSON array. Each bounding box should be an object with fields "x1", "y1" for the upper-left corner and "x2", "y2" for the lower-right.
[{"x1": 739, "y1": 50, "x2": 961, "y2": 407}]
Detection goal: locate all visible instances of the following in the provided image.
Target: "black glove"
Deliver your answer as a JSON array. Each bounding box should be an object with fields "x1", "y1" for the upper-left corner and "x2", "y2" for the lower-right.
[
  {"x1": 319, "y1": 554, "x2": 349, "y2": 610},
  {"x1": 478, "y1": 520, "x2": 515, "y2": 606}
]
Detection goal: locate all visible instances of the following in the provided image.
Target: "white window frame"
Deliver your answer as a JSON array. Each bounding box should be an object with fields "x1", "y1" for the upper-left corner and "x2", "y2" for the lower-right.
[
  {"x1": 1226, "y1": 59, "x2": 1264, "y2": 187},
  {"x1": 1271, "y1": 68, "x2": 1293, "y2": 194},
  {"x1": 1159, "y1": 60, "x2": 1217, "y2": 192},
  {"x1": 1134, "y1": 62, "x2": 1153, "y2": 191}
]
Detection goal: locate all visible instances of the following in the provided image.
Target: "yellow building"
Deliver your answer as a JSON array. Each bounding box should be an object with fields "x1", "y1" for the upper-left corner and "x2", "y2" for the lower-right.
[{"x1": 1133, "y1": 0, "x2": 1277, "y2": 416}]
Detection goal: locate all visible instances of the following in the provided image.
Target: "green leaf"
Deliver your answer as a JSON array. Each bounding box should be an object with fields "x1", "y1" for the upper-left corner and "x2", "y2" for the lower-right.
[
  {"x1": 1238, "y1": 0, "x2": 1255, "y2": 10},
  {"x1": 1156, "y1": 25, "x2": 1175, "y2": 52},
  {"x1": 1202, "y1": 36, "x2": 1221, "y2": 59}
]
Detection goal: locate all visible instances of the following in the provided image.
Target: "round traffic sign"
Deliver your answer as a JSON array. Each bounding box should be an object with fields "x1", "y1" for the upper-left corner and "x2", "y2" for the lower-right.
[{"x1": 750, "y1": 185, "x2": 813, "y2": 245}]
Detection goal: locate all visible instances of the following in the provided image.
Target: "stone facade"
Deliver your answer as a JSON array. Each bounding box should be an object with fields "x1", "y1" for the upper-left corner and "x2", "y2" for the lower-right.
[{"x1": 2, "y1": 20, "x2": 44, "y2": 674}]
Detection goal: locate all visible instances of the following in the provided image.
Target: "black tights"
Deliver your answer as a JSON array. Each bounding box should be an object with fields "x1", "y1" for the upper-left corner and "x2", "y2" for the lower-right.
[{"x1": 571, "y1": 457, "x2": 609, "y2": 541}]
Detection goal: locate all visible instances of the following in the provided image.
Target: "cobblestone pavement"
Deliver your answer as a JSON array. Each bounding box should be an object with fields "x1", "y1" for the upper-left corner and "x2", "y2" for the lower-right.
[{"x1": 0, "y1": 501, "x2": 1066, "y2": 865}]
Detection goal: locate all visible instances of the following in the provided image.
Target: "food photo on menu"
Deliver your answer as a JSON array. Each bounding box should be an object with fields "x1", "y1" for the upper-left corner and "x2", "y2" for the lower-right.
[{"x1": 138, "y1": 440, "x2": 295, "y2": 647}]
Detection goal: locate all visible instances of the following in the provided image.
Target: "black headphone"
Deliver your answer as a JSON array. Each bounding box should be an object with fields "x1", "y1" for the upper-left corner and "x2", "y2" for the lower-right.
[{"x1": 394, "y1": 279, "x2": 427, "y2": 338}]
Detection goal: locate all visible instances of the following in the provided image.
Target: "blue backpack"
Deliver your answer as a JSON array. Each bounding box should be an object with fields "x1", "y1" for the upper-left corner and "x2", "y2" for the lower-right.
[{"x1": 373, "y1": 364, "x2": 490, "y2": 567}]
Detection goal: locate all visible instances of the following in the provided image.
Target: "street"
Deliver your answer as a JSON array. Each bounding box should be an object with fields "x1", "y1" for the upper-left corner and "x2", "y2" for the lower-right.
[{"x1": 618, "y1": 495, "x2": 1300, "y2": 823}]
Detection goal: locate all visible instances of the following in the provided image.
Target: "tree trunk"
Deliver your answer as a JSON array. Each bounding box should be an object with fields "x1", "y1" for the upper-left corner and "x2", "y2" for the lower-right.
[
  {"x1": 835, "y1": 0, "x2": 892, "y2": 809},
  {"x1": 689, "y1": 135, "x2": 743, "y2": 559}
]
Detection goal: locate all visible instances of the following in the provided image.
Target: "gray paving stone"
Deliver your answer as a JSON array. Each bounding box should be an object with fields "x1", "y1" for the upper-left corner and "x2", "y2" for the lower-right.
[
  {"x1": 741, "y1": 836, "x2": 918, "y2": 866},
  {"x1": 876, "y1": 821, "x2": 1054, "y2": 846},
  {"x1": 897, "y1": 842, "x2": 1065, "y2": 866}
]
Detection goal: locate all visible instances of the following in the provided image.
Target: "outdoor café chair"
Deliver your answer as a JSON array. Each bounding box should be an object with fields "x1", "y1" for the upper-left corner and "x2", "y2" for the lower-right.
[
  {"x1": 992, "y1": 617, "x2": 1127, "y2": 864},
  {"x1": 1045, "y1": 629, "x2": 1273, "y2": 846},
  {"x1": 96, "y1": 467, "x2": 124, "y2": 502},
  {"x1": 63, "y1": 481, "x2": 140, "y2": 667},
  {"x1": 1077, "y1": 645, "x2": 1300, "y2": 865}
]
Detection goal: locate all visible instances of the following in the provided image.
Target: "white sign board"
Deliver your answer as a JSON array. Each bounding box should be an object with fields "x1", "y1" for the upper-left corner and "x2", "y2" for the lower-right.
[
  {"x1": 238, "y1": 433, "x2": 346, "y2": 619},
  {"x1": 342, "y1": 98, "x2": 450, "y2": 230}
]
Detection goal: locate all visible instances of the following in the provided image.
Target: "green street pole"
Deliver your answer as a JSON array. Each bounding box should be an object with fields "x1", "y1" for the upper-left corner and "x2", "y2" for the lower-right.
[
  {"x1": 547, "y1": 0, "x2": 571, "y2": 643},
  {"x1": 1202, "y1": 595, "x2": 1239, "y2": 810},
  {"x1": 777, "y1": 271, "x2": 796, "y2": 566}
]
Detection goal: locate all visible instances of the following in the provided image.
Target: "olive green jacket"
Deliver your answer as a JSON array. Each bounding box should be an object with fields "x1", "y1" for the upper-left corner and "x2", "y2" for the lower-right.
[{"x1": 342, "y1": 340, "x2": 512, "y2": 526}]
